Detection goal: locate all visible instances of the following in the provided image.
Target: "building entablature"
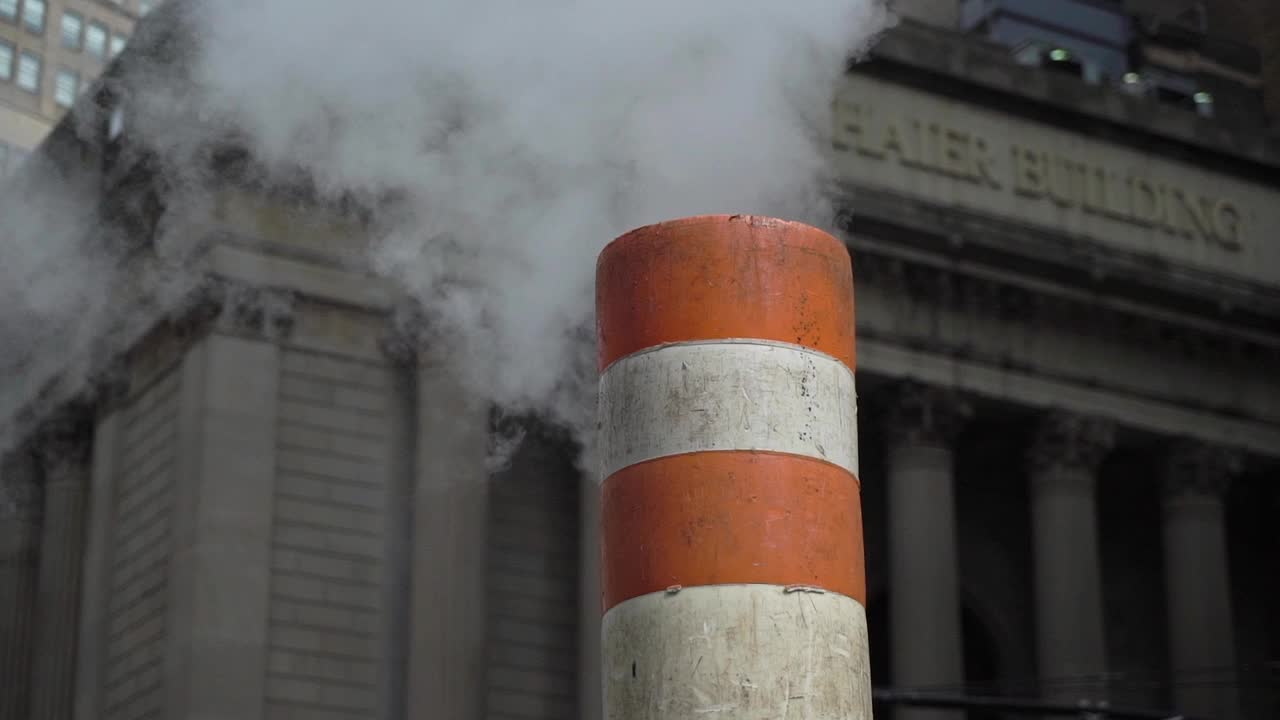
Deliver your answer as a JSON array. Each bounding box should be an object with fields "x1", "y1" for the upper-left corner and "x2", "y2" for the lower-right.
[{"x1": 831, "y1": 63, "x2": 1280, "y2": 316}]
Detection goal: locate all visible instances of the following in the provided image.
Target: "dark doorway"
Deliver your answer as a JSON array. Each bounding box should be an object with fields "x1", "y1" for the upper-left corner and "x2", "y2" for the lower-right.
[
  {"x1": 963, "y1": 606, "x2": 1003, "y2": 720},
  {"x1": 868, "y1": 594, "x2": 892, "y2": 717}
]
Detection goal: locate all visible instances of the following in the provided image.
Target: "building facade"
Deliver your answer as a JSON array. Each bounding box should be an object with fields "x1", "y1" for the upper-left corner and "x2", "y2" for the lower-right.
[
  {"x1": 1, "y1": 4, "x2": 1278, "y2": 720},
  {"x1": 0, "y1": 0, "x2": 154, "y2": 177}
]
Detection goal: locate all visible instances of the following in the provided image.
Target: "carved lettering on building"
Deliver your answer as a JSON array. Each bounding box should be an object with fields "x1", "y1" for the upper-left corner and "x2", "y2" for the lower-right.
[{"x1": 835, "y1": 101, "x2": 1243, "y2": 252}]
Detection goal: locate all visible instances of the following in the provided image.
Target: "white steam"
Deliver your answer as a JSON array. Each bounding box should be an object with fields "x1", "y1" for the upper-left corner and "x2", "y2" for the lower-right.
[{"x1": 0, "y1": 0, "x2": 891, "y2": 462}]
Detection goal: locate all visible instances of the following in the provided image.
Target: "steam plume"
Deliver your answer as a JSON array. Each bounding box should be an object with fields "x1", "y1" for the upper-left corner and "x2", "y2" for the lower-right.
[{"x1": 0, "y1": 0, "x2": 892, "y2": 463}]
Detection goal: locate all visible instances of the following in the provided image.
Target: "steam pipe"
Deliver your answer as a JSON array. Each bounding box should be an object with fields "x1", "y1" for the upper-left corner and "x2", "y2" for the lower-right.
[{"x1": 595, "y1": 214, "x2": 870, "y2": 718}]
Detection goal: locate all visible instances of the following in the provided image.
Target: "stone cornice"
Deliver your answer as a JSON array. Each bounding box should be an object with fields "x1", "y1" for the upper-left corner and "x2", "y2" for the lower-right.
[
  {"x1": 844, "y1": 227, "x2": 1280, "y2": 375},
  {"x1": 862, "y1": 19, "x2": 1280, "y2": 172}
]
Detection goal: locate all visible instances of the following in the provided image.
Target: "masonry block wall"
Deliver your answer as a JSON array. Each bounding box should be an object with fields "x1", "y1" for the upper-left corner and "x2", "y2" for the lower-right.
[
  {"x1": 103, "y1": 364, "x2": 181, "y2": 720},
  {"x1": 485, "y1": 435, "x2": 580, "y2": 720},
  {"x1": 265, "y1": 349, "x2": 397, "y2": 719}
]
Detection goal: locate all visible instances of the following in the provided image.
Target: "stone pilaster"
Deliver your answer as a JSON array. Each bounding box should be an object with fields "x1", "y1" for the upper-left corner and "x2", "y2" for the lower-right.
[
  {"x1": 1161, "y1": 441, "x2": 1242, "y2": 720},
  {"x1": 1026, "y1": 411, "x2": 1114, "y2": 703},
  {"x1": 386, "y1": 312, "x2": 491, "y2": 720},
  {"x1": 885, "y1": 381, "x2": 970, "y2": 720},
  {"x1": 74, "y1": 370, "x2": 129, "y2": 720},
  {"x1": 161, "y1": 283, "x2": 290, "y2": 720},
  {"x1": 29, "y1": 410, "x2": 94, "y2": 720},
  {"x1": 0, "y1": 445, "x2": 42, "y2": 720}
]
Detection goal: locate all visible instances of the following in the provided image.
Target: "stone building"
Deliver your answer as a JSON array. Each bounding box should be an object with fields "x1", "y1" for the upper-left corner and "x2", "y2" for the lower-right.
[{"x1": 1, "y1": 2, "x2": 1278, "y2": 720}]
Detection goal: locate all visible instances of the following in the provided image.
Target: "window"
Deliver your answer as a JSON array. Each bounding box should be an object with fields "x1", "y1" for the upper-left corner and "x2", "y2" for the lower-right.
[
  {"x1": 23, "y1": 0, "x2": 45, "y2": 33},
  {"x1": 110, "y1": 33, "x2": 126, "y2": 57},
  {"x1": 86, "y1": 21, "x2": 107, "y2": 58},
  {"x1": 54, "y1": 68, "x2": 76, "y2": 107},
  {"x1": 61, "y1": 11, "x2": 82, "y2": 49},
  {"x1": 17, "y1": 51, "x2": 40, "y2": 92},
  {"x1": 0, "y1": 40, "x2": 12, "y2": 80},
  {"x1": 0, "y1": 0, "x2": 16, "y2": 21}
]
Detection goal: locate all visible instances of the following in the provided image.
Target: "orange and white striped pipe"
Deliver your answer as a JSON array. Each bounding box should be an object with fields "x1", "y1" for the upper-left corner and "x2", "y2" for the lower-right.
[{"x1": 595, "y1": 214, "x2": 871, "y2": 719}]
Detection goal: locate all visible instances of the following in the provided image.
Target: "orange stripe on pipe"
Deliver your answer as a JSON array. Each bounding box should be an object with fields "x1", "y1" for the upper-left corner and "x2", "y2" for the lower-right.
[
  {"x1": 595, "y1": 214, "x2": 855, "y2": 373},
  {"x1": 601, "y1": 451, "x2": 865, "y2": 612}
]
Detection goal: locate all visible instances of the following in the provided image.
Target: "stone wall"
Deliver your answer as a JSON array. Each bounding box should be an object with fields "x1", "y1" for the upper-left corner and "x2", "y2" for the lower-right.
[
  {"x1": 485, "y1": 435, "x2": 581, "y2": 720},
  {"x1": 103, "y1": 364, "x2": 180, "y2": 720},
  {"x1": 264, "y1": 349, "x2": 396, "y2": 719}
]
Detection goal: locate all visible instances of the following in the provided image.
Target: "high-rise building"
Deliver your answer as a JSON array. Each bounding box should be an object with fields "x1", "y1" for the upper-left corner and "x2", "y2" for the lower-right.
[
  {"x1": 1, "y1": 2, "x2": 1278, "y2": 720},
  {"x1": 0, "y1": 0, "x2": 157, "y2": 177}
]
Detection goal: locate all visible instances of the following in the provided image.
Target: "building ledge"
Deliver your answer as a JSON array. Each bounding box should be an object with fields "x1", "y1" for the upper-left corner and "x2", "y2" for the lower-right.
[{"x1": 862, "y1": 19, "x2": 1280, "y2": 175}]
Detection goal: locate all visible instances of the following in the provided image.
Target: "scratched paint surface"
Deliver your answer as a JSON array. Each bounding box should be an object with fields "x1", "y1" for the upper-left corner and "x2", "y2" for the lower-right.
[
  {"x1": 598, "y1": 339, "x2": 859, "y2": 481},
  {"x1": 595, "y1": 215, "x2": 856, "y2": 373},
  {"x1": 603, "y1": 584, "x2": 872, "y2": 719}
]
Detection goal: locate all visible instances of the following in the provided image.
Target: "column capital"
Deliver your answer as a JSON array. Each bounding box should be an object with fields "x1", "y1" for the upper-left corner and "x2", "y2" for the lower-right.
[
  {"x1": 172, "y1": 279, "x2": 297, "y2": 343},
  {"x1": 379, "y1": 301, "x2": 463, "y2": 370},
  {"x1": 216, "y1": 282, "x2": 297, "y2": 341},
  {"x1": 0, "y1": 447, "x2": 41, "y2": 523},
  {"x1": 1161, "y1": 440, "x2": 1242, "y2": 501},
  {"x1": 34, "y1": 410, "x2": 93, "y2": 485},
  {"x1": 380, "y1": 301, "x2": 427, "y2": 367},
  {"x1": 87, "y1": 359, "x2": 131, "y2": 415},
  {"x1": 885, "y1": 380, "x2": 972, "y2": 448},
  {"x1": 1027, "y1": 411, "x2": 1116, "y2": 480}
]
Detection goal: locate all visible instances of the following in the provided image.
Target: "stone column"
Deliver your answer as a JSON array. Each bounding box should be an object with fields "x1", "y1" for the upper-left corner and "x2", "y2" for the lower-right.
[
  {"x1": 1161, "y1": 442, "x2": 1241, "y2": 720},
  {"x1": 1026, "y1": 411, "x2": 1114, "y2": 703},
  {"x1": 886, "y1": 381, "x2": 970, "y2": 718},
  {"x1": 401, "y1": 330, "x2": 490, "y2": 720},
  {"x1": 29, "y1": 412, "x2": 94, "y2": 720},
  {"x1": 0, "y1": 445, "x2": 42, "y2": 720}
]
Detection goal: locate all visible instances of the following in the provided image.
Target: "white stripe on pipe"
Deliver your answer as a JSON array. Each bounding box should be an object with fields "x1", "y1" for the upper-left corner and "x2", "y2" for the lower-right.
[
  {"x1": 603, "y1": 584, "x2": 872, "y2": 719},
  {"x1": 598, "y1": 339, "x2": 858, "y2": 481}
]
